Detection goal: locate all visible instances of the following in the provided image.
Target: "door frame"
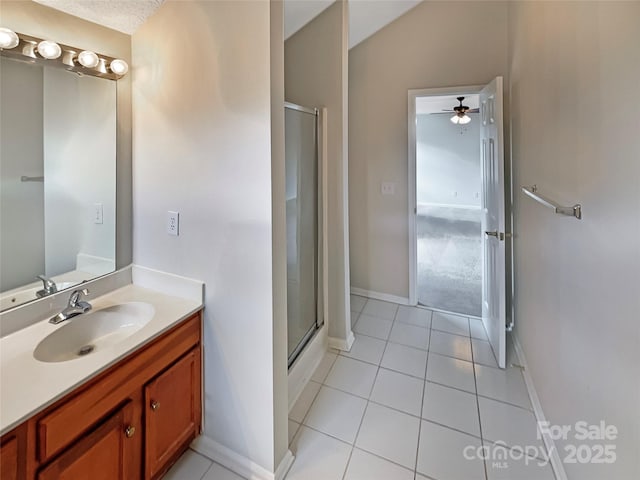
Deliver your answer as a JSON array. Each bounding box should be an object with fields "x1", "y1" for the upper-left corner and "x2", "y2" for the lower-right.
[{"x1": 407, "y1": 85, "x2": 484, "y2": 306}]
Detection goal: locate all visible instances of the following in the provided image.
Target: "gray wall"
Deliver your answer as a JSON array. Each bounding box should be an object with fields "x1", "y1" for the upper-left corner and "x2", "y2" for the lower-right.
[
  {"x1": 416, "y1": 112, "x2": 481, "y2": 208},
  {"x1": 509, "y1": 2, "x2": 640, "y2": 479},
  {"x1": 348, "y1": 0, "x2": 508, "y2": 299},
  {"x1": 285, "y1": 0, "x2": 352, "y2": 343}
]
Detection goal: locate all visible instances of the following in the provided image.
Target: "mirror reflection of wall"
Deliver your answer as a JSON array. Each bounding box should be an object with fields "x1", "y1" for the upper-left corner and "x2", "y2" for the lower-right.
[{"x1": 0, "y1": 57, "x2": 116, "y2": 310}]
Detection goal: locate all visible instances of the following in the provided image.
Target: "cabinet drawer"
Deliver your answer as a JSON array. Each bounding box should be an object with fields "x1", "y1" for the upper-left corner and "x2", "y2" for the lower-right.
[
  {"x1": 36, "y1": 314, "x2": 200, "y2": 463},
  {"x1": 37, "y1": 401, "x2": 136, "y2": 480}
]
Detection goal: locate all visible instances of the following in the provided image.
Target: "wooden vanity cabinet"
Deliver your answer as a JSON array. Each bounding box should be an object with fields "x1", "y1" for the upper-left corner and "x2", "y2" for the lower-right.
[
  {"x1": 145, "y1": 348, "x2": 201, "y2": 479},
  {"x1": 1, "y1": 423, "x2": 27, "y2": 480},
  {"x1": 37, "y1": 401, "x2": 136, "y2": 480},
  {"x1": 0, "y1": 310, "x2": 202, "y2": 480}
]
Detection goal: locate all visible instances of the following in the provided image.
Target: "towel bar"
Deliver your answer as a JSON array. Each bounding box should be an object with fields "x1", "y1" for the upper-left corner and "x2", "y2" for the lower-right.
[{"x1": 521, "y1": 185, "x2": 582, "y2": 219}]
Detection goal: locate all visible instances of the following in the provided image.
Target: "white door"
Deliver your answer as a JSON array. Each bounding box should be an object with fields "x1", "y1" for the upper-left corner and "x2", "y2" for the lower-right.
[{"x1": 480, "y1": 77, "x2": 506, "y2": 368}]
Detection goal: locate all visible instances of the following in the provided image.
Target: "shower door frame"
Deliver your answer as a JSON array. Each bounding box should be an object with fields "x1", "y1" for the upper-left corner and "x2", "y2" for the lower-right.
[{"x1": 285, "y1": 102, "x2": 326, "y2": 368}]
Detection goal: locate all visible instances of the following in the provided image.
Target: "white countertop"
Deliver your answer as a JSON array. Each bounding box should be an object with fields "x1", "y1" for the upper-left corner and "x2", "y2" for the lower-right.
[{"x1": 0, "y1": 284, "x2": 202, "y2": 435}]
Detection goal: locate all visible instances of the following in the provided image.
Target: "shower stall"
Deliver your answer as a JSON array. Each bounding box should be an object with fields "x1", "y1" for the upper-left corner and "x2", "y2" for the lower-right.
[{"x1": 285, "y1": 102, "x2": 322, "y2": 367}]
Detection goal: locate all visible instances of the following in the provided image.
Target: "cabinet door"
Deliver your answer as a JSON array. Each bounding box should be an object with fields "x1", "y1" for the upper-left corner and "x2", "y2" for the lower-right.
[
  {"x1": 1, "y1": 435, "x2": 18, "y2": 480},
  {"x1": 37, "y1": 401, "x2": 136, "y2": 480},
  {"x1": 145, "y1": 348, "x2": 200, "y2": 479}
]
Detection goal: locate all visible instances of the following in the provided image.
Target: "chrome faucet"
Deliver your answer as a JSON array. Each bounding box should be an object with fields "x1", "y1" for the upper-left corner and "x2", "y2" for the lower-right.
[
  {"x1": 36, "y1": 275, "x2": 58, "y2": 298},
  {"x1": 49, "y1": 289, "x2": 92, "y2": 324}
]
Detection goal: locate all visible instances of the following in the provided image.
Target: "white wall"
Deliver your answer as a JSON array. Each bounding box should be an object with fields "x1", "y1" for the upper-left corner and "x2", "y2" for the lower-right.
[
  {"x1": 43, "y1": 69, "x2": 116, "y2": 277},
  {"x1": 132, "y1": 0, "x2": 287, "y2": 474},
  {"x1": 285, "y1": 0, "x2": 352, "y2": 344},
  {"x1": 416, "y1": 112, "x2": 481, "y2": 208},
  {"x1": 0, "y1": 59, "x2": 45, "y2": 291},
  {"x1": 348, "y1": 1, "x2": 508, "y2": 299},
  {"x1": 508, "y1": 2, "x2": 640, "y2": 479},
  {"x1": 270, "y1": 0, "x2": 289, "y2": 469}
]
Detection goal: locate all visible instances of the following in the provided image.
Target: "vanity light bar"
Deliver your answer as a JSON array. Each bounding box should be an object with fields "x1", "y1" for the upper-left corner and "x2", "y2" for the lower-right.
[{"x1": 0, "y1": 28, "x2": 128, "y2": 80}]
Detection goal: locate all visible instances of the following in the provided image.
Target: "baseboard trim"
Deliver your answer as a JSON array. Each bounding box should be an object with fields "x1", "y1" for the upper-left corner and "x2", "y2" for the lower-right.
[
  {"x1": 288, "y1": 325, "x2": 327, "y2": 412},
  {"x1": 511, "y1": 334, "x2": 567, "y2": 480},
  {"x1": 350, "y1": 287, "x2": 410, "y2": 306},
  {"x1": 328, "y1": 329, "x2": 355, "y2": 352},
  {"x1": 416, "y1": 303, "x2": 482, "y2": 321},
  {"x1": 274, "y1": 449, "x2": 295, "y2": 480},
  {"x1": 191, "y1": 435, "x2": 293, "y2": 480}
]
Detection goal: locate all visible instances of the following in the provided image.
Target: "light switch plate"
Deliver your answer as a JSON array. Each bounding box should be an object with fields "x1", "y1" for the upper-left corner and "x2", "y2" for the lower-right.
[
  {"x1": 167, "y1": 211, "x2": 179, "y2": 236},
  {"x1": 93, "y1": 203, "x2": 103, "y2": 224},
  {"x1": 381, "y1": 182, "x2": 396, "y2": 195}
]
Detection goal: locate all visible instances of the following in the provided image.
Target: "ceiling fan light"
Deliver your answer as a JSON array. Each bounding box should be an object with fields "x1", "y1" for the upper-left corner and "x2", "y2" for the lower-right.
[
  {"x1": 0, "y1": 28, "x2": 19, "y2": 49},
  {"x1": 450, "y1": 114, "x2": 460, "y2": 124},
  {"x1": 459, "y1": 114, "x2": 471, "y2": 125}
]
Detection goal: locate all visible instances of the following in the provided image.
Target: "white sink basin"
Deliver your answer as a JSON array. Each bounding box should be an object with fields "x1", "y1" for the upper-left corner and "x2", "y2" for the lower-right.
[{"x1": 33, "y1": 302, "x2": 155, "y2": 363}]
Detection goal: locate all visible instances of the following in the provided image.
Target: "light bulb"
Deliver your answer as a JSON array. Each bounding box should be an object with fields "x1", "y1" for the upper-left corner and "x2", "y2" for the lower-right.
[
  {"x1": 459, "y1": 114, "x2": 471, "y2": 125},
  {"x1": 109, "y1": 58, "x2": 128, "y2": 75},
  {"x1": 77, "y1": 50, "x2": 99, "y2": 68},
  {"x1": 37, "y1": 40, "x2": 62, "y2": 59},
  {"x1": 450, "y1": 114, "x2": 461, "y2": 124},
  {"x1": 0, "y1": 28, "x2": 19, "y2": 49}
]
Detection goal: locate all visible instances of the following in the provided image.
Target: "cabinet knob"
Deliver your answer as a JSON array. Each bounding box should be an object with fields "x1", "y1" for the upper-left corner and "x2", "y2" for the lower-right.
[
  {"x1": 124, "y1": 425, "x2": 136, "y2": 438},
  {"x1": 150, "y1": 400, "x2": 160, "y2": 411}
]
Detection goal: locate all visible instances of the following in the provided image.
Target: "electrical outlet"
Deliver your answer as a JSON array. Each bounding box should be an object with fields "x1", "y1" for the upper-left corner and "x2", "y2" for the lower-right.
[
  {"x1": 167, "y1": 211, "x2": 179, "y2": 236},
  {"x1": 93, "y1": 203, "x2": 103, "y2": 224},
  {"x1": 381, "y1": 182, "x2": 396, "y2": 195}
]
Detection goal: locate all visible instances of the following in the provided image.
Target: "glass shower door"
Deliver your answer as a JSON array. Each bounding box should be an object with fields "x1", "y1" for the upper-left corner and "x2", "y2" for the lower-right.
[{"x1": 285, "y1": 103, "x2": 319, "y2": 366}]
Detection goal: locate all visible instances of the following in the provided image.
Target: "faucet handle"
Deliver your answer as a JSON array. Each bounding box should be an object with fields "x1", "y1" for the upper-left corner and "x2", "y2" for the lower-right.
[
  {"x1": 69, "y1": 288, "x2": 89, "y2": 305},
  {"x1": 37, "y1": 275, "x2": 57, "y2": 292}
]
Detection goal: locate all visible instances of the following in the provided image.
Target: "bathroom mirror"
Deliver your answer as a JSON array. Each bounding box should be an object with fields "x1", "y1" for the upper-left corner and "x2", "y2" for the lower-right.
[{"x1": 0, "y1": 56, "x2": 117, "y2": 311}]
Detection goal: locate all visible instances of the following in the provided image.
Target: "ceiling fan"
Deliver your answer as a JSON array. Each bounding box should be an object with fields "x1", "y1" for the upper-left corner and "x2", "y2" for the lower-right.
[{"x1": 443, "y1": 96, "x2": 479, "y2": 124}]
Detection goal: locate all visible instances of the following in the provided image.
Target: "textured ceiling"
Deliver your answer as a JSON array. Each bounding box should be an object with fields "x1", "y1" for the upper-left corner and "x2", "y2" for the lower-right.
[
  {"x1": 34, "y1": 0, "x2": 165, "y2": 34},
  {"x1": 35, "y1": 0, "x2": 421, "y2": 49}
]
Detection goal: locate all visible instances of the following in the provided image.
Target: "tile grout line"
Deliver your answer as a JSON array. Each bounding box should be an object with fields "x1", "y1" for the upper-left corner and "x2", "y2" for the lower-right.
[
  {"x1": 339, "y1": 299, "x2": 398, "y2": 480},
  {"x1": 296, "y1": 354, "x2": 337, "y2": 428},
  {"x1": 197, "y1": 453, "x2": 215, "y2": 480},
  {"x1": 470, "y1": 322, "x2": 489, "y2": 480},
  {"x1": 413, "y1": 308, "x2": 433, "y2": 479}
]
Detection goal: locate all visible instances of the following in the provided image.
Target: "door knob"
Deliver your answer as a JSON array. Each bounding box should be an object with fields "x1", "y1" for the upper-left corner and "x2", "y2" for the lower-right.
[
  {"x1": 150, "y1": 400, "x2": 160, "y2": 412},
  {"x1": 124, "y1": 425, "x2": 135, "y2": 438},
  {"x1": 485, "y1": 231, "x2": 499, "y2": 237}
]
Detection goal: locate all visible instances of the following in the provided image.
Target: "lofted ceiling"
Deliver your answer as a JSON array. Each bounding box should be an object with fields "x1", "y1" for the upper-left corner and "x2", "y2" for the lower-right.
[{"x1": 34, "y1": 0, "x2": 422, "y2": 49}]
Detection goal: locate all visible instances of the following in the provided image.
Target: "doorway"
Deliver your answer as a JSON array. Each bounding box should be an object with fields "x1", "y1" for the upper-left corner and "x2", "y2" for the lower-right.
[
  {"x1": 412, "y1": 93, "x2": 482, "y2": 317},
  {"x1": 408, "y1": 79, "x2": 507, "y2": 368}
]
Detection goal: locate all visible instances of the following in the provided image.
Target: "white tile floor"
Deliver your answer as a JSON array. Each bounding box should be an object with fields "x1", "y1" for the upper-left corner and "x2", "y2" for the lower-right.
[
  {"x1": 286, "y1": 296, "x2": 556, "y2": 480},
  {"x1": 166, "y1": 296, "x2": 556, "y2": 480}
]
